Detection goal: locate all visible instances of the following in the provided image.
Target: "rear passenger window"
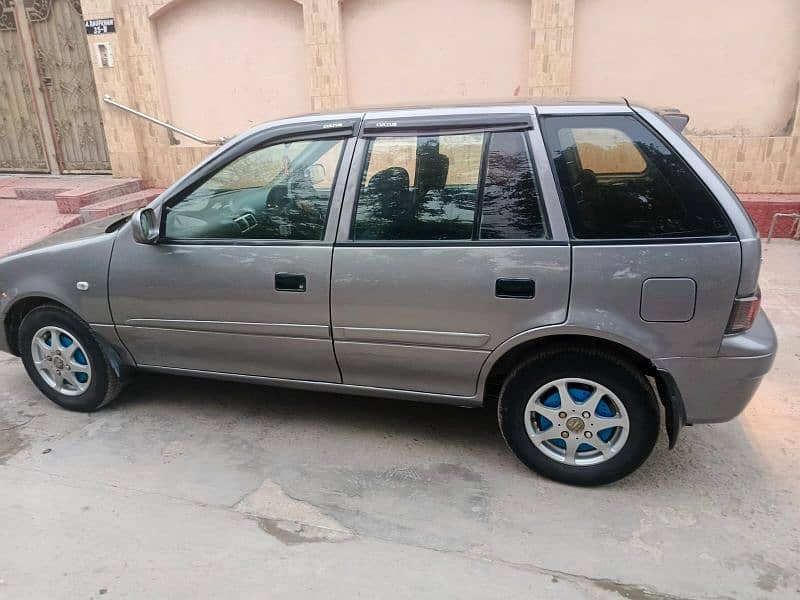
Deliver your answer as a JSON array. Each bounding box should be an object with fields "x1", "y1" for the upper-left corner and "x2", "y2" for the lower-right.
[
  {"x1": 353, "y1": 133, "x2": 483, "y2": 241},
  {"x1": 541, "y1": 115, "x2": 731, "y2": 240},
  {"x1": 352, "y1": 130, "x2": 546, "y2": 241},
  {"x1": 479, "y1": 131, "x2": 545, "y2": 239}
]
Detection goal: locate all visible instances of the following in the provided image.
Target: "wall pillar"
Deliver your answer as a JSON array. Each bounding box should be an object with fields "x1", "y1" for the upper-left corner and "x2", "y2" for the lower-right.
[
  {"x1": 528, "y1": 0, "x2": 575, "y2": 97},
  {"x1": 302, "y1": 0, "x2": 347, "y2": 111},
  {"x1": 82, "y1": 0, "x2": 199, "y2": 186}
]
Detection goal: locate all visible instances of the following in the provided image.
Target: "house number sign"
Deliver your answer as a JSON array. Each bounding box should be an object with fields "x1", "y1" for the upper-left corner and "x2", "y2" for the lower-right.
[{"x1": 85, "y1": 18, "x2": 115, "y2": 35}]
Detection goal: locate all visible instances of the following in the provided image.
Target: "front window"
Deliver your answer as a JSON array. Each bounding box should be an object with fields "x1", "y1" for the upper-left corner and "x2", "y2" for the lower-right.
[{"x1": 164, "y1": 138, "x2": 345, "y2": 241}]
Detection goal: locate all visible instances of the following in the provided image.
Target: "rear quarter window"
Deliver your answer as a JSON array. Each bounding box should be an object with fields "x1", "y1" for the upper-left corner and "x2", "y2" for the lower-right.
[{"x1": 541, "y1": 115, "x2": 732, "y2": 240}]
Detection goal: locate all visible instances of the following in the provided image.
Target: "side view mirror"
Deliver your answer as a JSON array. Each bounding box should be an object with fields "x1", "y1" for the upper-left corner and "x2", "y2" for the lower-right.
[
  {"x1": 131, "y1": 208, "x2": 159, "y2": 244},
  {"x1": 304, "y1": 163, "x2": 326, "y2": 185}
]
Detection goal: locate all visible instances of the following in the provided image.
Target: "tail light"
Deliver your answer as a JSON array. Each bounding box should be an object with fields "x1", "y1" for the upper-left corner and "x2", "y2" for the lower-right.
[{"x1": 726, "y1": 288, "x2": 761, "y2": 334}]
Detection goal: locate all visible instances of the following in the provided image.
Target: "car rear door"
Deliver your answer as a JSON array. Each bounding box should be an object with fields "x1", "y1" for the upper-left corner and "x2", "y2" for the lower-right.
[
  {"x1": 330, "y1": 109, "x2": 571, "y2": 398},
  {"x1": 109, "y1": 118, "x2": 359, "y2": 382}
]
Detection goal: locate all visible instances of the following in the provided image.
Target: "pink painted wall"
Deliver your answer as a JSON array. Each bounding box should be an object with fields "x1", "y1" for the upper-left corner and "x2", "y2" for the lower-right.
[
  {"x1": 571, "y1": 0, "x2": 800, "y2": 136},
  {"x1": 154, "y1": 0, "x2": 309, "y2": 143},
  {"x1": 342, "y1": 0, "x2": 531, "y2": 107}
]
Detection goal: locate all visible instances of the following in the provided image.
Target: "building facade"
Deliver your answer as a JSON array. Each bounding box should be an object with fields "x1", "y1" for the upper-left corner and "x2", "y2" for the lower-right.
[{"x1": 3, "y1": 0, "x2": 800, "y2": 193}]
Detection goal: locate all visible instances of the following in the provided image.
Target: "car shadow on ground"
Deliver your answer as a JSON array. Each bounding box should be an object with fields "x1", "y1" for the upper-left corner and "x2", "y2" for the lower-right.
[
  {"x1": 113, "y1": 371, "x2": 510, "y2": 455},
  {"x1": 109, "y1": 370, "x2": 761, "y2": 492}
]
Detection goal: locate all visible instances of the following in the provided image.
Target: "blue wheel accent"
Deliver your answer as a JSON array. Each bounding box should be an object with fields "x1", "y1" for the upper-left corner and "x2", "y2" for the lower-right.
[
  {"x1": 551, "y1": 438, "x2": 566, "y2": 449},
  {"x1": 578, "y1": 443, "x2": 594, "y2": 452},
  {"x1": 537, "y1": 391, "x2": 560, "y2": 430},
  {"x1": 74, "y1": 348, "x2": 88, "y2": 366},
  {"x1": 597, "y1": 428, "x2": 615, "y2": 442},
  {"x1": 59, "y1": 333, "x2": 74, "y2": 348},
  {"x1": 569, "y1": 387, "x2": 591, "y2": 403},
  {"x1": 542, "y1": 391, "x2": 560, "y2": 408},
  {"x1": 75, "y1": 372, "x2": 89, "y2": 384},
  {"x1": 596, "y1": 398, "x2": 614, "y2": 417},
  {"x1": 596, "y1": 398, "x2": 617, "y2": 441},
  {"x1": 537, "y1": 415, "x2": 554, "y2": 431}
]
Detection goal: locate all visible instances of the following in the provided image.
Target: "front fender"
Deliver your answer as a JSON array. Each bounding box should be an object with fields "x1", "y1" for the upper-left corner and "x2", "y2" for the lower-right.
[{"x1": 0, "y1": 233, "x2": 116, "y2": 325}]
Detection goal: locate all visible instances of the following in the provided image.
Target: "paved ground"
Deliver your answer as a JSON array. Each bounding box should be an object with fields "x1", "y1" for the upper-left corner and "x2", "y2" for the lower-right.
[
  {"x1": 0, "y1": 176, "x2": 82, "y2": 257},
  {"x1": 0, "y1": 241, "x2": 798, "y2": 599},
  {"x1": 0, "y1": 199, "x2": 78, "y2": 258}
]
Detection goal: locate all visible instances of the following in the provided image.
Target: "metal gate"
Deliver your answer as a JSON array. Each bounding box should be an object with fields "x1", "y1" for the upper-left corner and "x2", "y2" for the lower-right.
[
  {"x1": 0, "y1": 0, "x2": 110, "y2": 173},
  {"x1": 0, "y1": 1, "x2": 49, "y2": 172}
]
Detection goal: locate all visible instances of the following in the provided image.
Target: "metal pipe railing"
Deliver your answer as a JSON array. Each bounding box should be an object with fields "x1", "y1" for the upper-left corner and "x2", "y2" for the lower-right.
[
  {"x1": 766, "y1": 212, "x2": 800, "y2": 244},
  {"x1": 103, "y1": 95, "x2": 227, "y2": 146}
]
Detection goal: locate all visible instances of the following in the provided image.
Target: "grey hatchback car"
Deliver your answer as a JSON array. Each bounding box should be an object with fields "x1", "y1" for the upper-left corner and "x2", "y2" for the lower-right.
[{"x1": 0, "y1": 100, "x2": 777, "y2": 485}]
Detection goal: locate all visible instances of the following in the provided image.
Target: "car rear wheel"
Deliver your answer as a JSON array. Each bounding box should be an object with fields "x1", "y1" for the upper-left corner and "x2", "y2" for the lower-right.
[
  {"x1": 498, "y1": 346, "x2": 659, "y2": 486},
  {"x1": 19, "y1": 305, "x2": 120, "y2": 412}
]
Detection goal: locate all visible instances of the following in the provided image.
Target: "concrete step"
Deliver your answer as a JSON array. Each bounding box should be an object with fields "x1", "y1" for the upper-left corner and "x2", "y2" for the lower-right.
[
  {"x1": 79, "y1": 188, "x2": 165, "y2": 223},
  {"x1": 12, "y1": 175, "x2": 101, "y2": 201},
  {"x1": 56, "y1": 178, "x2": 144, "y2": 214}
]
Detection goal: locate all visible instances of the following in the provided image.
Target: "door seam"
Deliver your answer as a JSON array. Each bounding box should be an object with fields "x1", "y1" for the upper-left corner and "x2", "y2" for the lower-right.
[{"x1": 328, "y1": 128, "x2": 363, "y2": 383}]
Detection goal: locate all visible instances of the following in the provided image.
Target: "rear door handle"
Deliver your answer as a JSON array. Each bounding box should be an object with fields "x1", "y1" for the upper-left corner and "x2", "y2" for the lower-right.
[
  {"x1": 495, "y1": 278, "x2": 535, "y2": 299},
  {"x1": 275, "y1": 273, "x2": 306, "y2": 292}
]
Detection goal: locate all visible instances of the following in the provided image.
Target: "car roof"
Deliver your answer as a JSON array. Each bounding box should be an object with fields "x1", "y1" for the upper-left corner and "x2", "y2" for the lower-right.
[
  {"x1": 341, "y1": 96, "x2": 625, "y2": 112},
  {"x1": 240, "y1": 97, "x2": 634, "y2": 137},
  {"x1": 293, "y1": 97, "x2": 629, "y2": 119}
]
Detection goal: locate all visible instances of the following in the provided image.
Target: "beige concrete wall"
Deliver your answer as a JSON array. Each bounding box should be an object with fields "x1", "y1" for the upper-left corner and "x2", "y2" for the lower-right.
[
  {"x1": 571, "y1": 0, "x2": 800, "y2": 137},
  {"x1": 343, "y1": 0, "x2": 531, "y2": 106},
  {"x1": 81, "y1": 0, "x2": 800, "y2": 193},
  {"x1": 153, "y1": 0, "x2": 309, "y2": 143}
]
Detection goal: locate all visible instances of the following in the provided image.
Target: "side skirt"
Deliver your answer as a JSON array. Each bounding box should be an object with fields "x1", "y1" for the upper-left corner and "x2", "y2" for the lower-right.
[{"x1": 137, "y1": 364, "x2": 483, "y2": 408}]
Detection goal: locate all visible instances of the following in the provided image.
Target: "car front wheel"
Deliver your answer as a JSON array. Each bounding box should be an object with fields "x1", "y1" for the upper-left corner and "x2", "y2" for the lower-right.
[
  {"x1": 498, "y1": 346, "x2": 660, "y2": 486},
  {"x1": 19, "y1": 305, "x2": 120, "y2": 412}
]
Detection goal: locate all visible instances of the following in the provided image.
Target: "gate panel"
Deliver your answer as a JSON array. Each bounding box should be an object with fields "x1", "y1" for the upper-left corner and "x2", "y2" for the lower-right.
[
  {"x1": 26, "y1": 0, "x2": 110, "y2": 172},
  {"x1": 0, "y1": 1, "x2": 48, "y2": 172}
]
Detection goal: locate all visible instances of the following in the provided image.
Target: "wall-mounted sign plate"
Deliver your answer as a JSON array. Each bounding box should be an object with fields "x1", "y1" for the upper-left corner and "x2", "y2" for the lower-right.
[{"x1": 85, "y1": 18, "x2": 115, "y2": 35}]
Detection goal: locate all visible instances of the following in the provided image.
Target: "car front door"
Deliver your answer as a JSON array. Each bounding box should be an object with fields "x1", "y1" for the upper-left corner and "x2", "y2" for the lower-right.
[
  {"x1": 330, "y1": 110, "x2": 572, "y2": 398},
  {"x1": 109, "y1": 120, "x2": 358, "y2": 382}
]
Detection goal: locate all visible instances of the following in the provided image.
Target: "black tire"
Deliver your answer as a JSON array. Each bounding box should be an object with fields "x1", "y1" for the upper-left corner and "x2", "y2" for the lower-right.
[
  {"x1": 19, "y1": 305, "x2": 120, "y2": 412},
  {"x1": 497, "y1": 346, "x2": 659, "y2": 486}
]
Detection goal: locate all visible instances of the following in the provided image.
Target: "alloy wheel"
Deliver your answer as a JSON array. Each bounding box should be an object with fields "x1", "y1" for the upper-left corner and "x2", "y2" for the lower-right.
[
  {"x1": 30, "y1": 326, "x2": 92, "y2": 396},
  {"x1": 524, "y1": 377, "x2": 630, "y2": 466}
]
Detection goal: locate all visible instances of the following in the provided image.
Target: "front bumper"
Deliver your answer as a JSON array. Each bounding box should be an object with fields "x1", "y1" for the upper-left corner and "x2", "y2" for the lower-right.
[
  {"x1": 0, "y1": 311, "x2": 10, "y2": 355},
  {"x1": 654, "y1": 310, "x2": 777, "y2": 424}
]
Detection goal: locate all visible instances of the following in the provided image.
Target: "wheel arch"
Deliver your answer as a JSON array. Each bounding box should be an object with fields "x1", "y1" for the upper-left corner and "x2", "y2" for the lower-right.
[
  {"x1": 3, "y1": 295, "x2": 73, "y2": 356},
  {"x1": 480, "y1": 330, "x2": 684, "y2": 448},
  {"x1": 4, "y1": 296, "x2": 132, "y2": 383}
]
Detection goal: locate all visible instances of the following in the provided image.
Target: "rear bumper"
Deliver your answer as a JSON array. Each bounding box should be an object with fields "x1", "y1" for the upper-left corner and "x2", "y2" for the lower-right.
[{"x1": 654, "y1": 310, "x2": 777, "y2": 424}]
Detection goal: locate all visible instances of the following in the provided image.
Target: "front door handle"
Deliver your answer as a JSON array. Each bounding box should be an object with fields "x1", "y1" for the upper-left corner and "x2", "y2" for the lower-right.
[
  {"x1": 495, "y1": 278, "x2": 535, "y2": 299},
  {"x1": 275, "y1": 272, "x2": 306, "y2": 292}
]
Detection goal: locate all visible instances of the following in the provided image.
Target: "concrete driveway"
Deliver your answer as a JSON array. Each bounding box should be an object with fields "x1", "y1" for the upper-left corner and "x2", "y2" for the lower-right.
[{"x1": 1, "y1": 241, "x2": 798, "y2": 599}]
